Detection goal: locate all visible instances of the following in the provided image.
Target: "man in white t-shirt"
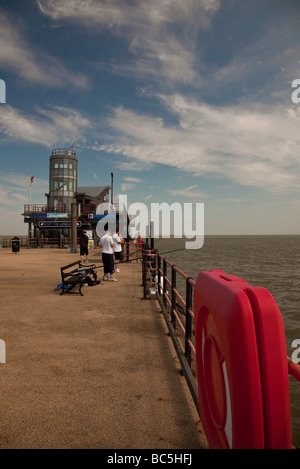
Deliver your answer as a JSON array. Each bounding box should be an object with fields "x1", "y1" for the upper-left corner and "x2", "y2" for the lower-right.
[
  {"x1": 99, "y1": 231, "x2": 118, "y2": 282},
  {"x1": 112, "y1": 229, "x2": 123, "y2": 273}
]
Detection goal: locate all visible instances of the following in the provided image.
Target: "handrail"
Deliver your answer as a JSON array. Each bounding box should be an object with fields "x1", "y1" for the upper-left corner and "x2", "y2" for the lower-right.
[
  {"x1": 142, "y1": 249, "x2": 199, "y2": 411},
  {"x1": 141, "y1": 247, "x2": 300, "y2": 438},
  {"x1": 51, "y1": 147, "x2": 76, "y2": 156}
]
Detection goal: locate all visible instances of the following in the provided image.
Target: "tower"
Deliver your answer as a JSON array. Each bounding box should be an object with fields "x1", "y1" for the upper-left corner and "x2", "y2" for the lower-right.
[{"x1": 47, "y1": 147, "x2": 78, "y2": 213}]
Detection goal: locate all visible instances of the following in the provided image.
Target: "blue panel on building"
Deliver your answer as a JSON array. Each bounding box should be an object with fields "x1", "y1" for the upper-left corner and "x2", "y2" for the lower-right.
[{"x1": 39, "y1": 221, "x2": 81, "y2": 228}]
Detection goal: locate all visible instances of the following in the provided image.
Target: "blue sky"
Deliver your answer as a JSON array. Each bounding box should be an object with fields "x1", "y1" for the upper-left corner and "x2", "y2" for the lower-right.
[{"x1": 0, "y1": 0, "x2": 300, "y2": 235}]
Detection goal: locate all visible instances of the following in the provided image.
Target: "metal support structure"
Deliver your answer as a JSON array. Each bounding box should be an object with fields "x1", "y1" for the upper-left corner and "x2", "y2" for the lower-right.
[
  {"x1": 150, "y1": 220, "x2": 154, "y2": 251},
  {"x1": 70, "y1": 203, "x2": 78, "y2": 253},
  {"x1": 27, "y1": 222, "x2": 32, "y2": 249},
  {"x1": 163, "y1": 258, "x2": 167, "y2": 310},
  {"x1": 126, "y1": 241, "x2": 130, "y2": 262},
  {"x1": 157, "y1": 252, "x2": 161, "y2": 295},
  {"x1": 171, "y1": 265, "x2": 176, "y2": 326},
  {"x1": 142, "y1": 251, "x2": 147, "y2": 299},
  {"x1": 185, "y1": 278, "x2": 193, "y2": 368}
]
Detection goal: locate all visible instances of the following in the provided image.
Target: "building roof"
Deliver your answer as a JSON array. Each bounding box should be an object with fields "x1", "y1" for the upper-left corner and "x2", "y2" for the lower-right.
[{"x1": 76, "y1": 186, "x2": 110, "y2": 200}]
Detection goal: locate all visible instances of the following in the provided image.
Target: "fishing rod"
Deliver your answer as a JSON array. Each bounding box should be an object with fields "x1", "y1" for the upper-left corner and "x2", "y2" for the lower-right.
[
  {"x1": 87, "y1": 245, "x2": 187, "y2": 271},
  {"x1": 156, "y1": 248, "x2": 186, "y2": 256}
]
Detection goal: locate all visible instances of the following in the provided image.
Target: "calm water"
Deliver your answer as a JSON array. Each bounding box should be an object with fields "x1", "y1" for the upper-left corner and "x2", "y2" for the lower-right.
[{"x1": 153, "y1": 235, "x2": 300, "y2": 447}]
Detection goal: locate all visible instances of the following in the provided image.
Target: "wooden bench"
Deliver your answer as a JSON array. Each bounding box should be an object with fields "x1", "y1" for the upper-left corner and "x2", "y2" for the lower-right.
[{"x1": 59, "y1": 261, "x2": 97, "y2": 296}]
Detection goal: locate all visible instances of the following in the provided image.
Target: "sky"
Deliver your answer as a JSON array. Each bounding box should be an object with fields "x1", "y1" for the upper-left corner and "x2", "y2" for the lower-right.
[{"x1": 0, "y1": 0, "x2": 300, "y2": 236}]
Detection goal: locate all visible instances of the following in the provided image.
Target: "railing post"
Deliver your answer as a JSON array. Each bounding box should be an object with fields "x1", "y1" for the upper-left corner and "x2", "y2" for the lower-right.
[
  {"x1": 153, "y1": 248, "x2": 158, "y2": 292},
  {"x1": 150, "y1": 221, "x2": 154, "y2": 250},
  {"x1": 171, "y1": 265, "x2": 176, "y2": 326},
  {"x1": 163, "y1": 258, "x2": 167, "y2": 309},
  {"x1": 142, "y1": 250, "x2": 147, "y2": 299},
  {"x1": 157, "y1": 253, "x2": 161, "y2": 298},
  {"x1": 185, "y1": 278, "x2": 193, "y2": 367}
]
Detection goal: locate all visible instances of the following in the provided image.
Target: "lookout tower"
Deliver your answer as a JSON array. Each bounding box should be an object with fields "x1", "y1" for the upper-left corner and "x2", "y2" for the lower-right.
[
  {"x1": 46, "y1": 147, "x2": 78, "y2": 213},
  {"x1": 22, "y1": 146, "x2": 119, "y2": 248}
]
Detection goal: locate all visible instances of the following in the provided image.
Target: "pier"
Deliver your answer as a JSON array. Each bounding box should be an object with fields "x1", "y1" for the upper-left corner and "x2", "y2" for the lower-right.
[{"x1": 0, "y1": 247, "x2": 208, "y2": 449}]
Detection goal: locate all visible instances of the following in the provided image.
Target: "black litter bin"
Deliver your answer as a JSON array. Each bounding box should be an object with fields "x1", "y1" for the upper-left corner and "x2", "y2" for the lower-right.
[{"x1": 12, "y1": 236, "x2": 20, "y2": 253}]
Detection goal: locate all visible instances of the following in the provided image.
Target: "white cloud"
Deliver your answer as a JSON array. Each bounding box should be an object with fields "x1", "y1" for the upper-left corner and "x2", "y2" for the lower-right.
[
  {"x1": 168, "y1": 185, "x2": 208, "y2": 199},
  {"x1": 98, "y1": 94, "x2": 300, "y2": 192},
  {"x1": 0, "y1": 172, "x2": 48, "y2": 235},
  {"x1": 0, "y1": 172, "x2": 47, "y2": 192},
  {"x1": 37, "y1": 0, "x2": 220, "y2": 86},
  {"x1": 212, "y1": 39, "x2": 299, "y2": 104},
  {"x1": 124, "y1": 177, "x2": 142, "y2": 183},
  {"x1": 121, "y1": 182, "x2": 136, "y2": 192},
  {"x1": 37, "y1": 0, "x2": 220, "y2": 28},
  {"x1": 0, "y1": 10, "x2": 90, "y2": 88},
  {"x1": 0, "y1": 105, "x2": 91, "y2": 146},
  {"x1": 89, "y1": 144, "x2": 154, "y2": 171},
  {"x1": 117, "y1": 160, "x2": 153, "y2": 172}
]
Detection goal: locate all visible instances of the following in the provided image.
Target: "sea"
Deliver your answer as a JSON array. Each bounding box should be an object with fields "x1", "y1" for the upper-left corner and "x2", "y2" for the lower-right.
[{"x1": 153, "y1": 235, "x2": 300, "y2": 447}]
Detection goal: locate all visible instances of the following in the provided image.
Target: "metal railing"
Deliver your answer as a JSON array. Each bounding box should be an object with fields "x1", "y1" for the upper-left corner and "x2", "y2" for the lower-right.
[
  {"x1": 141, "y1": 248, "x2": 300, "y2": 421},
  {"x1": 0, "y1": 237, "x2": 29, "y2": 248},
  {"x1": 142, "y1": 249, "x2": 199, "y2": 412},
  {"x1": 0, "y1": 236, "x2": 77, "y2": 249},
  {"x1": 51, "y1": 147, "x2": 76, "y2": 156},
  {"x1": 23, "y1": 204, "x2": 68, "y2": 215}
]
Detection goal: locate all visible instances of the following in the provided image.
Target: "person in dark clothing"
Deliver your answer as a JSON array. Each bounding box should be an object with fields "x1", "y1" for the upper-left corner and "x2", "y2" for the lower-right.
[{"x1": 80, "y1": 231, "x2": 89, "y2": 263}]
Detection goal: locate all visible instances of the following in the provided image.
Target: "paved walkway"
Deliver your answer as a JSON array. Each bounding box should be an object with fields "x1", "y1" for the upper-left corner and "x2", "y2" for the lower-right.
[{"x1": 0, "y1": 247, "x2": 208, "y2": 449}]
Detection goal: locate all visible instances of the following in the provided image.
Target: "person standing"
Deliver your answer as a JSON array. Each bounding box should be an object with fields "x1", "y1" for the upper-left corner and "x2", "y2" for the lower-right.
[
  {"x1": 138, "y1": 234, "x2": 143, "y2": 250},
  {"x1": 80, "y1": 230, "x2": 89, "y2": 264},
  {"x1": 99, "y1": 230, "x2": 118, "y2": 282},
  {"x1": 112, "y1": 229, "x2": 123, "y2": 273}
]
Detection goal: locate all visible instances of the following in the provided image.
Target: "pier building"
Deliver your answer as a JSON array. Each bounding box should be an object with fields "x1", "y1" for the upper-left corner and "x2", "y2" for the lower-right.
[{"x1": 22, "y1": 147, "x2": 117, "y2": 247}]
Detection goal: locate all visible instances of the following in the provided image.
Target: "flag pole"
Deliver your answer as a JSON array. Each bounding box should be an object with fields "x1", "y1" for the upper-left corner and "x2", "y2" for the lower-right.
[{"x1": 29, "y1": 176, "x2": 34, "y2": 209}]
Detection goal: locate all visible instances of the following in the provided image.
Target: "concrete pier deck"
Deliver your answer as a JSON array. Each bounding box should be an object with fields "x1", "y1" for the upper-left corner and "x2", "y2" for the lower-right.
[{"x1": 0, "y1": 247, "x2": 208, "y2": 449}]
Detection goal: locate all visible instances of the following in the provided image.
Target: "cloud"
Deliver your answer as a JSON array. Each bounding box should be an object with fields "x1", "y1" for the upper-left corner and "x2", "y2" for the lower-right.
[
  {"x1": 0, "y1": 171, "x2": 49, "y2": 234},
  {"x1": 98, "y1": 94, "x2": 300, "y2": 192},
  {"x1": 168, "y1": 185, "x2": 208, "y2": 199},
  {"x1": 124, "y1": 177, "x2": 142, "y2": 183},
  {"x1": 37, "y1": 0, "x2": 220, "y2": 86},
  {"x1": 0, "y1": 172, "x2": 48, "y2": 214},
  {"x1": 120, "y1": 176, "x2": 143, "y2": 193},
  {"x1": 210, "y1": 18, "x2": 300, "y2": 104},
  {"x1": 37, "y1": 0, "x2": 220, "y2": 28},
  {"x1": 121, "y1": 182, "x2": 136, "y2": 192},
  {"x1": 117, "y1": 160, "x2": 153, "y2": 172},
  {"x1": 0, "y1": 105, "x2": 91, "y2": 146},
  {"x1": 89, "y1": 144, "x2": 154, "y2": 171},
  {"x1": 0, "y1": 172, "x2": 47, "y2": 189},
  {"x1": 0, "y1": 10, "x2": 90, "y2": 89}
]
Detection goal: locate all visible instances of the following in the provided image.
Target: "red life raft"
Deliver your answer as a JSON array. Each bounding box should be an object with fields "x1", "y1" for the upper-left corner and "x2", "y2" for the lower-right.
[{"x1": 194, "y1": 270, "x2": 292, "y2": 449}]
